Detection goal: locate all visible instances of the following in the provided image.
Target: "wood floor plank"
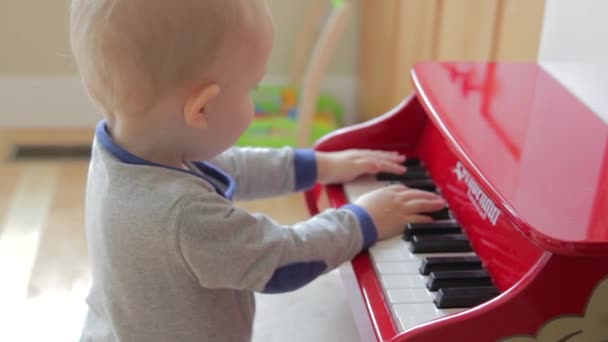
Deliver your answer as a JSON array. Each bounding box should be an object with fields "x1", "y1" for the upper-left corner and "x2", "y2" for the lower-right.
[
  {"x1": 0, "y1": 144, "x2": 11, "y2": 162},
  {"x1": 28, "y1": 162, "x2": 90, "y2": 297},
  {"x1": 0, "y1": 165, "x2": 60, "y2": 302},
  {"x1": 0, "y1": 164, "x2": 21, "y2": 225}
]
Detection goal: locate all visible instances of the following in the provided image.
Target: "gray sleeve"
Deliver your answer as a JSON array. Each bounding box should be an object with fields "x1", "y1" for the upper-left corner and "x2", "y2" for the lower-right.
[
  {"x1": 173, "y1": 194, "x2": 377, "y2": 293},
  {"x1": 210, "y1": 147, "x2": 317, "y2": 201}
]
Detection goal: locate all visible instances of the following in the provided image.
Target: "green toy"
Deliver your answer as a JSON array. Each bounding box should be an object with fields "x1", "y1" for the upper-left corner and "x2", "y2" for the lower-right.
[
  {"x1": 236, "y1": 0, "x2": 349, "y2": 148},
  {"x1": 237, "y1": 86, "x2": 344, "y2": 147}
]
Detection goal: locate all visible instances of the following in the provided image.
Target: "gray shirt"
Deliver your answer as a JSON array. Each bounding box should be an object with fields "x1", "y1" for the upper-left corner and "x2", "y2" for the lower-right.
[{"x1": 80, "y1": 122, "x2": 376, "y2": 342}]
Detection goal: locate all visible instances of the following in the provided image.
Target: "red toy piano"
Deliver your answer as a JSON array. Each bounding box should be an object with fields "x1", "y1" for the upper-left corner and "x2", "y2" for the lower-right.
[{"x1": 304, "y1": 62, "x2": 608, "y2": 341}]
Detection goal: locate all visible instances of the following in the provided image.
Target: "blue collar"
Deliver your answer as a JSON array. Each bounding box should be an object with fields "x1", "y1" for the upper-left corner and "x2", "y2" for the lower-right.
[{"x1": 96, "y1": 121, "x2": 236, "y2": 200}]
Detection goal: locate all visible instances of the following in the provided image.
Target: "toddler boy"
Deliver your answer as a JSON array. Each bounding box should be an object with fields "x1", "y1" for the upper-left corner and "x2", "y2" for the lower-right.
[{"x1": 70, "y1": 0, "x2": 445, "y2": 341}]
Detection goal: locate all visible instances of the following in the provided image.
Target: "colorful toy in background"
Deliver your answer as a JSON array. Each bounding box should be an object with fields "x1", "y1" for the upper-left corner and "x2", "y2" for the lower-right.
[
  {"x1": 236, "y1": 86, "x2": 344, "y2": 148},
  {"x1": 236, "y1": 0, "x2": 350, "y2": 148}
]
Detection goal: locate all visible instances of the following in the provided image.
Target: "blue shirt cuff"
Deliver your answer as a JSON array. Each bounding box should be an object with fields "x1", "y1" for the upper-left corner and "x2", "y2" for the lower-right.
[
  {"x1": 294, "y1": 149, "x2": 317, "y2": 191},
  {"x1": 342, "y1": 204, "x2": 378, "y2": 250}
]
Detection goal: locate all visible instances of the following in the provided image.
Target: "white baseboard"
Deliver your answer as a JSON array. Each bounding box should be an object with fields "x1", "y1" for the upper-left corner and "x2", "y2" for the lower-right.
[{"x1": 0, "y1": 75, "x2": 359, "y2": 128}]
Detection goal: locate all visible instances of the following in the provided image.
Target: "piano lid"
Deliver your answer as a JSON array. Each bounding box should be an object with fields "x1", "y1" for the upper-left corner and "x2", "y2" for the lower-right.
[{"x1": 411, "y1": 62, "x2": 608, "y2": 255}]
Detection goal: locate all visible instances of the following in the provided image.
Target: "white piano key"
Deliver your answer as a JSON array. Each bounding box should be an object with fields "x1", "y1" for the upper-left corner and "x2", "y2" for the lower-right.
[
  {"x1": 392, "y1": 303, "x2": 466, "y2": 332},
  {"x1": 375, "y1": 261, "x2": 420, "y2": 275},
  {"x1": 380, "y1": 274, "x2": 428, "y2": 289},
  {"x1": 386, "y1": 288, "x2": 434, "y2": 304},
  {"x1": 369, "y1": 237, "x2": 410, "y2": 261},
  {"x1": 404, "y1": 250, "x2": 477, "y2": 261},
  {"x1": 373, "y1": 236, "x2": 404, "y2": 248},
  {"x1": 371, "y1": 237, "x2": 475, "y2": 262},
  {"x1": 344, "y1": 176, "x2": 387, "y2": 202},
  {"x1": 391, "y1": 303, "x2": 439, "y2": 332}
]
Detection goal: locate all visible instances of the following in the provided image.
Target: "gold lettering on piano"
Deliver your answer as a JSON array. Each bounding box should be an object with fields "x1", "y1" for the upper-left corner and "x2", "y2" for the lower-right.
[
  {"x1": 502, "y1": 277, "x2": 608, "y2": 342},
  {"x1": 453, "y1": 162, "x2": 501, "y2": 226}
]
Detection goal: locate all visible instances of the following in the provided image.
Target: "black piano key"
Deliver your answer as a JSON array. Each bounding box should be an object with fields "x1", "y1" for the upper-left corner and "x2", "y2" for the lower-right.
[
  {"x1": 419, "y1": 256, "x2": 483, "y2": 275},
  {"x1": 424, "y1": 208, "x2": 451, "y2": 221},
  {"x1": 376, "y1": 172, "x2": 407, "y2": 181},
  {"x1": 426, "y1": 270, "x2": 492, "y2": 291},
  {"x1": 434, "y1": 286, "x2": 500, "y2": 309},
  {"x1": 403, "y1": 158, "x2": 421, "y2": 167},
  {"x1": 376, "y1": 165, "x2": 429, "y2": 181},
  {"x1": 402, "y1": 165, "x2": 429, "y2": 179},
  {"x1": 400, "y1": 179, "x2": 437, "y2": 192},
  {"x1": 403, "y1": 221, "x2": 461, "y2": 241},
  {"x1": 410, "y1": 234, "x2": 472, "y2": 253}
]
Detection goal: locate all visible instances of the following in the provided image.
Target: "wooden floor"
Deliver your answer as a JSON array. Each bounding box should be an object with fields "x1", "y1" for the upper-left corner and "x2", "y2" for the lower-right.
[{"x1": 0, "y1": 129, "x2": 314, "y2": 341}]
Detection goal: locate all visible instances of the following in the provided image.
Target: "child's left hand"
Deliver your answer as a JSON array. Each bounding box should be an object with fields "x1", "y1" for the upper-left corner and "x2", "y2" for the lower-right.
[{"x1": 316, "y1": 149, "x2": 408, "y2": 185}]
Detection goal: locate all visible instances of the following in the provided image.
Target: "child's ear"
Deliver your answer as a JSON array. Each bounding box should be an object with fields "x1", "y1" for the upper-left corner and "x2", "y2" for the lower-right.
[{"x1": 183, "y1": 84, "x2": 221, "y2": 129}]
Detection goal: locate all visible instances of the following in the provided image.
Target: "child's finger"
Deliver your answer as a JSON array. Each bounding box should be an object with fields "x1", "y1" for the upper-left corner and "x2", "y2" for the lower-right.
[
  {"x1": 361, "y1": 159, "x2": 406, "y2": 174},
  {"x1": 358, "y1": 150, "x2": 406, "y2": 162},
  {"x1": 401, "y1": 198, "x2": 447, "y2": 214},
  {"x1": 404, "y1": 215, "x2": 434, "y2": 224},
  {"x1": 397, "y1": 188, "x2": 444, "y2": 201},
  {"x1": 381, "y1": 184, "x2": 408, "y2": 193}
]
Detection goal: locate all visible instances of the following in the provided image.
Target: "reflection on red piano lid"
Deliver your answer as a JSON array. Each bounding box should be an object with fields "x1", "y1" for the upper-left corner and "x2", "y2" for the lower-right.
[{"x1": 412, "y1": 62, "x2": 608, "y2": 255}]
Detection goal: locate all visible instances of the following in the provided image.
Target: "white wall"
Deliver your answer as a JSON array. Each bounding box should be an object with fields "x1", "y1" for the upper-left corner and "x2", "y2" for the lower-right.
[
  {"x1": 0, "y1": 1, "x2": 359, "y2": 128},
  {"x1": 539, "y1": 0, "x2": 608, "y2": 123}
]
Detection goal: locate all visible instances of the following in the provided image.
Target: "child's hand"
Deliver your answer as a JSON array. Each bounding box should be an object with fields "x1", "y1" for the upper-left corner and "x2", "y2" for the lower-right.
[
  {"x1": 316, "y1": 149, "x2": 407, "y2": 185},
  {"x1": 355, "y1": 185, "x2": 446, "y2": 240}
]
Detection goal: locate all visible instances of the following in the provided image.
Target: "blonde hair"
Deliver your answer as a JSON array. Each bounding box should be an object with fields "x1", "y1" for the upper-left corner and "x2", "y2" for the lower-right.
[{"x1": 70, "y1": 0, "x2": 254, "y2": 116}]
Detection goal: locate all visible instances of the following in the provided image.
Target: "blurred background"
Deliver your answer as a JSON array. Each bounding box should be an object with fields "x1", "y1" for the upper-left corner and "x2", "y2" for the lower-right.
[
  {"x1": 0, "y1": 0, "x2": 606, "y2": 341},
  {"x1": 0, "y1": 0, "x2": 361, "y2": 128}
]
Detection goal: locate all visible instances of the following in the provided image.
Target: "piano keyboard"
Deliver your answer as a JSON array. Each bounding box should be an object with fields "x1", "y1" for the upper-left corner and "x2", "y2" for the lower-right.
[{"x1": 344, "y1": 161, "x2": 500, "y2": 332}]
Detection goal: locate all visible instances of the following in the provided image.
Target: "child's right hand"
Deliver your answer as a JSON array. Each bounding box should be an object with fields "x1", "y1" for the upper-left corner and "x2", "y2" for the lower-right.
[{"x1": 355, "y1": 184, "x2": 446, "y2": 240}]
